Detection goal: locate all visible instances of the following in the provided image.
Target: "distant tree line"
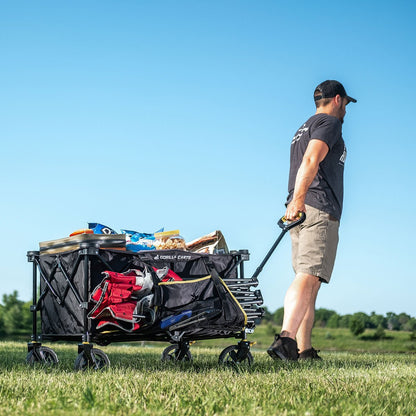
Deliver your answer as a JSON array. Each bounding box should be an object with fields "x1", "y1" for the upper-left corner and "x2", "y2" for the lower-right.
[
  {"x1": 0, "y1": 291, "x2": 33, "y2": 336},
  {"x1": 262, "y1": 307, "x2": 416, "y2": 336}
]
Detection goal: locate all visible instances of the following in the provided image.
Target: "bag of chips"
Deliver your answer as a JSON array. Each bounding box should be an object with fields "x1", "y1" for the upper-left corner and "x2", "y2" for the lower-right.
[
  {"x1": 154, "y1": 230, "x2": 186, "y2": 250},
  {"x1": 88, "y1": 223, "x2": 117, "y2": 235},
  {"x1": 122, "y1": 228, "x2": 164, "y2": 252}
]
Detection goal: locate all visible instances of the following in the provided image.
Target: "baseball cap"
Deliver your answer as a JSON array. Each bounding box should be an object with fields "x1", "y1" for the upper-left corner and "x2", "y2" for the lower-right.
[{"x1": 314, "y1": 80, "x2": 357, "y2": 103}]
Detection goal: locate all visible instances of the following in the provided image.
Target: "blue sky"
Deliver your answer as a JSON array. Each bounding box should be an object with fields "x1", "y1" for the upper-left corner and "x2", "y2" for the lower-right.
[{"x1": 1, "y1": 1, "x2": 415, "y2": 316}]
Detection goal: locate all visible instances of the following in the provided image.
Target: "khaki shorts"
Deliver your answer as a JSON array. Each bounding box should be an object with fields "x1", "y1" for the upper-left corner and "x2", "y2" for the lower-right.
[{"x1": 289, "y1": 205, "x2": 339, "y2": 283}]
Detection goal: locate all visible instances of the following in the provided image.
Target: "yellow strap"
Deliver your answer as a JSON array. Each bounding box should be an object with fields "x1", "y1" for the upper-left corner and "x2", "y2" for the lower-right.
[{"x1": 158, "y1": 275, "x2": 212, "y2": 285}]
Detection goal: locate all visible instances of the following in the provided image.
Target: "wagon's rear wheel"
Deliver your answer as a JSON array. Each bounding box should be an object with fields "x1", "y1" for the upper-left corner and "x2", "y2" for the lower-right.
[
  {"x1": 74, "y1": 348, "x2": 110, "y2": 371},
  {"x1": 161, "y1": 344, "x2": 192, "y2": 362},
  {"x1": 26, "y1": 346, "x2": 59, "y2": 366}
]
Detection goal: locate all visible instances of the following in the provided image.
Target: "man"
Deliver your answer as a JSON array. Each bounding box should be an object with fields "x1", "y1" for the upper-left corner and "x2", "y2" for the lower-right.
[{"x1": 267, "y1": 80, "x2": 357, "y2": 361}]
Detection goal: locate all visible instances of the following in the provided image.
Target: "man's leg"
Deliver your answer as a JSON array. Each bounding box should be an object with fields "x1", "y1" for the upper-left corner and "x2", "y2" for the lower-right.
[
  {"x1": 267, "y1": 272, "x2": 321, "y2": 361},
  {"x1": 280, "y1": 272, "x2": 321, "y2": 345},
  {"x1": 295, "y1": 275, "x2": 321, "y2": 352}
]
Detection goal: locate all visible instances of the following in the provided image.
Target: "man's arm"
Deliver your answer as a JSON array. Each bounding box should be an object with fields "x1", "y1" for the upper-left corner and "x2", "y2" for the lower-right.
[{"x1": 285, "y1": 139, "x2": 329, "y2": 220}]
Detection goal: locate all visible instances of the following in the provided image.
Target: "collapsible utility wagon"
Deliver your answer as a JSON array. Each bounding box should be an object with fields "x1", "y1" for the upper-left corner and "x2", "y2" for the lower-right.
[
  {"x1": 26, "y1": 238, "x2": 264, "y2": 369},
  {"x1": 26, "y1": 216, "x2": 302, "y2": 370}
]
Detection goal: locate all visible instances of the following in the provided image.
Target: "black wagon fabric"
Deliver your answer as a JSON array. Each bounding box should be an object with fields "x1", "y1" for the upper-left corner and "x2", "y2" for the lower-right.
[
  {"x1": 38, "y1": 251, "x2": 86, "y2": 336},
  {"x1": 155, "y1": 276, "x2": 246, "y2": 339},
  {"x1": 38, "y1": 249, "x2": 150, "y2": 336},
  {"x1": 37, "y1": 248, "x2": 248, "y2": 342},
  {"x1": 136, "y1": 250, "x2": 238, "y2": 280}
]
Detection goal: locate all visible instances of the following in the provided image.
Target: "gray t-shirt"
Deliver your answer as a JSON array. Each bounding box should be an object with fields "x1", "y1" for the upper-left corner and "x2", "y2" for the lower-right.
[{"x1": 286, "y1": 113, "x2": 346, "y2": 220}]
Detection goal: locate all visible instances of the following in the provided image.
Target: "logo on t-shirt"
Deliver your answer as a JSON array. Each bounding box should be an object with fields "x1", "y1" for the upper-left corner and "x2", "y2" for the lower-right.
[
  {"x1": 339, "y1": 145, "x2": 347, "y2": 166},
  {"x1": 291, "y1": 124, "x2": 309, "y2": 144}
]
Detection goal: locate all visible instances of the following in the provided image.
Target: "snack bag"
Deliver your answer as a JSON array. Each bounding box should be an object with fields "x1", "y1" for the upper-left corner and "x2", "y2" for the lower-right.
[
  {"x1": 154, "y1": 230, "x2": 186, "y2": 250},
  {"x1": 88, "y1": 223, "x2": 117, "y2": 235},
  {"x1": 186, "y1": 230, "x2": 229, "y2": 254},
  {"x1": 122, "y1": 228, "x2": 164, "y2": 252}
]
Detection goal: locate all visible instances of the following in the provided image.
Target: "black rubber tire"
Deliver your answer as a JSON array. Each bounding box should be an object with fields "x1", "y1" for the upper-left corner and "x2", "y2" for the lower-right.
[
  {"x1": 74, "y1": 348, "x2": 110, "y2": 370},
  {"x1": 161, "y1": 344, "x2": 192, "y2": 362},
  {"x1": 218, "y1": 345, "x2": 254, "y2": 368},
  {"x1": 26, "y1": 346, "x2": 59, "y2": 366}
]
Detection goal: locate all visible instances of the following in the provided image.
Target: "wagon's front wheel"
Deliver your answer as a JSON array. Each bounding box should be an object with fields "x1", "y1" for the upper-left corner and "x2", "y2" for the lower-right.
[{"x1": 74, "y1": 348, "x2": 110, "y2": 371}]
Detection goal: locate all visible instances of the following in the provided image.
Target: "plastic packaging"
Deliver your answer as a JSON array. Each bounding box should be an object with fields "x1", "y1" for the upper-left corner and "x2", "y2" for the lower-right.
[
  {"x1": 154, "y1": 230, "x2": 187, "y2": 250},
  {"x1": 88, "y1": 223, "x2": 117, "y2": 235},
  {"x1": 186, "y1": 230, "x2": 229, "y2": 254},
  {"x1": 121, "y1": 228, "x2": 164, "y2": 252}
]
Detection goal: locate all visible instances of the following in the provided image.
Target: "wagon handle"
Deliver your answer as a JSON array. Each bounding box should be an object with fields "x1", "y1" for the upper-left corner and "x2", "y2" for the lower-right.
[
  {"x1": 278, "y1": 212, "x2": 306, "y2": 231},
  {"x1": 251, "y1": 212, "x2": 306, "y2": 280}
]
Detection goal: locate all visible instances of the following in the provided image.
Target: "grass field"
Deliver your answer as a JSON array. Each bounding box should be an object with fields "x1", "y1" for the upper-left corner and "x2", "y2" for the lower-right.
[{"x1": 1, "y1": 327, "x2": 416, "y2": 415}]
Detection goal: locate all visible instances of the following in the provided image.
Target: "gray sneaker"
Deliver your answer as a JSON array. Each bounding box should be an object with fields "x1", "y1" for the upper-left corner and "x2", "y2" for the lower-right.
[
  {"x1": 267, "y1": 334, "x2": 299, "y2": 361},
  {"x1": 299, "y1": 347, "x2": 321, "y2": 360}
]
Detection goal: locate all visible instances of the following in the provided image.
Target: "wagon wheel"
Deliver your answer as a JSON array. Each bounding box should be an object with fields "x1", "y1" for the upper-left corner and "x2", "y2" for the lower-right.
[
  {"x1": 26, "y1": 346, "x2": 59, "y2": 366},
  {"x1": 219, "y1": 345, "x2": 253, "y2": 369},
  {"x1": 161, "y1": 344, "x2": 192, "y2": 362},
  {"x1": 74, "y1": 348, "x2": 110, "y2": 371}
]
